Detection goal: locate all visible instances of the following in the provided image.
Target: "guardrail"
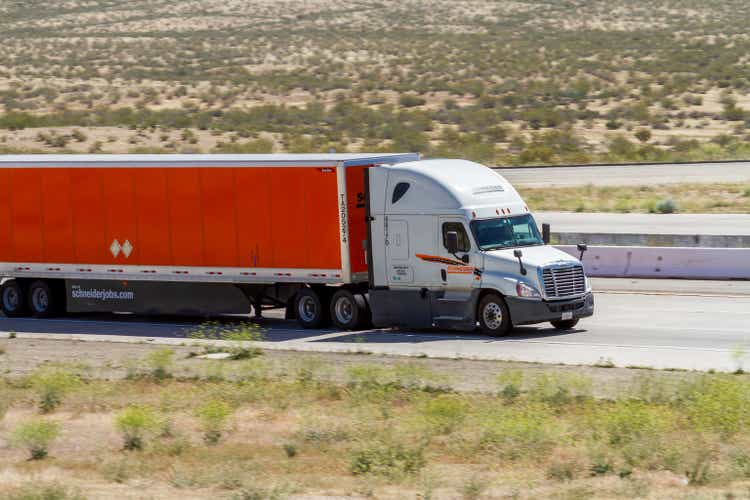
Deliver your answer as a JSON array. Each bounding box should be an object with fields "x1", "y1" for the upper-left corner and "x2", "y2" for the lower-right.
[{"x1": 557, "y1": 245, "x2": 750, "y2": 280}]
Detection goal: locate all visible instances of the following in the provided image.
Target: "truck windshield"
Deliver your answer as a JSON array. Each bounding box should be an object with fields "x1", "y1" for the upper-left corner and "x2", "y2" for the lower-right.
[{"x1": 470, "y1": 214, "x2": 544, "y2": 251}]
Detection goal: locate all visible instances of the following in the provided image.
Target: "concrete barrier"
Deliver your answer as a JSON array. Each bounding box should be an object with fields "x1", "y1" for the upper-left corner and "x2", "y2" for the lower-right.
[{"x1": 556, "y1": 245, "x2": 750, "y2": 280}]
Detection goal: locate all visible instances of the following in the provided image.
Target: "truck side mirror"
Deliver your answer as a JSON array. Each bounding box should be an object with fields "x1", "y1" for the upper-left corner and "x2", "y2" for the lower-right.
[
  {"x1": 542, "y1": 223, "x2": 551, "y2": 244},
  {"x1": 446, "y1": 231, "x2": 459, "y2": 255},
  {"x1": 513, "y1": 249, "x2": 527, "y2": 275},
  {"x1": 577, "y1": 243, "x2": 588, "y2": 261}
]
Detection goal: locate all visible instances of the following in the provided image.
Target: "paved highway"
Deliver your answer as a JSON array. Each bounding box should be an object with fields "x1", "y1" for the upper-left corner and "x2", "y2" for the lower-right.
[
  {"x1": 497, "y1": 161, "x2": 750, "y2": 187},
  {"x1": 535, "y1": 211, "x2": 750, "y2": 235},
  {"x1": 2, "y1": 281, "x2": 748, "y2": 372}
]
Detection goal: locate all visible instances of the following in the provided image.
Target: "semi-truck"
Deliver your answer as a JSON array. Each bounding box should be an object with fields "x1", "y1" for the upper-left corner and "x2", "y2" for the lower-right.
[{"x1": 0, "y1": 154, "x2": 593, "y2": 336}]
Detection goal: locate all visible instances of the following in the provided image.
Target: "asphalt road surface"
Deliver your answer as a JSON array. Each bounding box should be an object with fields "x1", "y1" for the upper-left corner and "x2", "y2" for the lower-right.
[
  {"x1": 497, "y1": 161, "x2": 750, "y2": 187},
  {"x1": 2, "y1": 281, "x2": 748, "y2": 372},
  {"x1": 535, "y1": 211, "x2": 750, "y2": 235}
]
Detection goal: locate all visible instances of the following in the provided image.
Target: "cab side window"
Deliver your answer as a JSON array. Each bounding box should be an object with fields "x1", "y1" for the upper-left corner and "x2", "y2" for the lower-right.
[{"x1": 442, "y1": 222, "x2": 471, "y2": 252}]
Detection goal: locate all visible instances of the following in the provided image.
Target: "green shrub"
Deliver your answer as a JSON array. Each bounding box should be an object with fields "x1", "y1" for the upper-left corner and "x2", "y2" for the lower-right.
[
  {"x1": 189, "y1": 321, "x2": 264, "y2": 360},
  {"x1": 419, "y1": 395, "x2": 468, "y2": 434},
  {"x1": 4, "y1": 482, "x2": 85, "y2": 500},
  {"x1": 398, "y1": 94, "x2": 426, "y2": 108},
  {"x1": 146, "y1": 348, "x2": 174, "y2": 380},
  {"x1": 196, "y1": 399, "x2": 232, "y2": 444},
  {"x1": 479, "y1": 403, "x2": 557, "y2": 459},
  {"x1": 29, "y1": 366, "x2": 80, "y2": 413},
  {"x1": 497, "y1": 370, "x2": 524, "y2": 401},
  {"x1": 684, "y1": 377, "x2": 750, "y2": 436},
  {"x1": 529, "y1": 372, "x2": 592, "y2": 405},
  {"x1": 350, "y1": 441, "x2": 426, "y2": 478},
  {"x1": 596, "y1": 400, "x2": 676, "y2": 447},
  {"x1": 10, "y1": 419, "x2": 61, "y2": 459},
  {"x1": 654, "y1": 198, "x2": 678, "y2": 214},
  {"x1": 634, "y1": 129, "x2": 652, "y2": 143},
  {"x1": 115, "y1": 405, "x2": 160, "y2": 450}
]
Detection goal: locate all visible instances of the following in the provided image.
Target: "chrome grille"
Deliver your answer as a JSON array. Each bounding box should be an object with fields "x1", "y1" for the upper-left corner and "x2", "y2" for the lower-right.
[{"x1": 542, "y1": 265, "x2": 586, "y2": 298}]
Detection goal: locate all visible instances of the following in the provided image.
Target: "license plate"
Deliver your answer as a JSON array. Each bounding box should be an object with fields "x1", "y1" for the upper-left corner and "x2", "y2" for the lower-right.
[{"x1": 561, "y1": 311, "x2": 573, "y2": 321}]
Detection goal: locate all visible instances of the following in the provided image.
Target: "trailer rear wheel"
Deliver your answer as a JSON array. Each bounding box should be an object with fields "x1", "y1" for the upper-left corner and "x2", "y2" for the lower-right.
[
  {"x1": 1, "y1": 280, "x2": 28, "y2": 317},
  {"x1": 295, "y1": 288, "x2": 331, "y2": 329},
  {"x1": 330, "y1": 289, "x2": 368, "y2": 330},
  {"x1": 478, "y1": 293, "x2": 512, "y2": 337},
  {"x1": 28, "y1": 280, "x2": 58, "y2": 318}
]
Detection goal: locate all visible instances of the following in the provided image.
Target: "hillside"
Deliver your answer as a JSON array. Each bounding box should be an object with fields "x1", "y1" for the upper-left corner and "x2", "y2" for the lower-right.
[{"x1": 1, "y1": 0, "x2": 750, "y2": 164}]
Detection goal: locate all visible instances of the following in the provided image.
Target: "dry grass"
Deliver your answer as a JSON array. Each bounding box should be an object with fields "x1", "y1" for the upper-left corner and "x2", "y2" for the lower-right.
[
  {"x1": 1, "y1": 343, "x2": 750, "y2": 499},
  {"x1": 521, "y1": 182, "x2": 750, "y2": 213}
]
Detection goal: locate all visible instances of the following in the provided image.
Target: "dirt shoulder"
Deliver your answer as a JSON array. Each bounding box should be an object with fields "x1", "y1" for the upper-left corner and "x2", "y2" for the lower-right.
[{"x1": 0, "y1": 337, "x2": 715, "y2": 398}]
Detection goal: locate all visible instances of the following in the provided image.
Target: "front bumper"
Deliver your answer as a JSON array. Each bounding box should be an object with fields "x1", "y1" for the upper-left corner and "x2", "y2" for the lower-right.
[{"x1": 506, "y1": 292, "x2": 594, "y2": 326}]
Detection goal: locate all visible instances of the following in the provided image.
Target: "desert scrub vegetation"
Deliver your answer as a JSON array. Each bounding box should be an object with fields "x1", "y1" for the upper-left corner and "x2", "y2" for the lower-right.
[
  {"x1": 9, "y1": 418, "x2": 61, "y2": 460},
  {"x1": 3, "y1": 1, "x2": 750, "y2": 163},
  {"x1": 27, "y1": 365, "x2": 81, "y2": 413},
  {"x1": 520, "y1": 182, "x2": 750, "y2": 213},
  {"x1": 0, "y1": 357, "x2": 750, "y2": 497}
]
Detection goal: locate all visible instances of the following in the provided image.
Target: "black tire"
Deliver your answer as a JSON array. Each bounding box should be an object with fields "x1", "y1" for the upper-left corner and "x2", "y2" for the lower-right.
[
  {"x1": 27, "y1": 280, "x2": 58, "y2": 318},
  {"x1": 294, "y1": 288, "x2": 331, "y2": 329},
  {"x1": 1, "y1": 280, "x2": 28, "y2": 317},
  {"x1": 330, "y1": 289, "x2": 368, "y2": 330},
  {"x1": 478, "y1": 293, "x2": 512, "y2": 337},
  {"x1": 550, "y1": 318, "x2": 579, "y2": 330}
]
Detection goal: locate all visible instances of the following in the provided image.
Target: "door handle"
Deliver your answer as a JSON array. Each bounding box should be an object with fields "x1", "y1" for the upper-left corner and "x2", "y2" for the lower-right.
[{"x1": 441, "y1": 269, "x2": 447, "y2": 281}]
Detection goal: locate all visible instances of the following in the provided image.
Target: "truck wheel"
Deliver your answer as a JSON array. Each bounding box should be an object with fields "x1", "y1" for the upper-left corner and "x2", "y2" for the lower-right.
[
  {"x1": 1, "y1": 280, "x2": 28, "y2": 317},
  {"x1": 478, "y1": 293, "x2": 512, "y2": 337},
  {"x1": 295, "y1": 288, "x2": 331, "y2": 329},
  {"x1": 28, "y1": 280, "x2": 57, "y2": 318},
  {"x1": 330, "y1": 289, "x2": 368, "y2": 330},
  {"x1": 550, "y1": 319, "x2": 579, "y2": 330}
]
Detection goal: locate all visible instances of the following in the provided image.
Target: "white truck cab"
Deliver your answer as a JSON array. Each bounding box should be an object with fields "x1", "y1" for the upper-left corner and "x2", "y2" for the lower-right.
[{"x1": 366, "y1": 159, "x2": 594, "y2": 336}]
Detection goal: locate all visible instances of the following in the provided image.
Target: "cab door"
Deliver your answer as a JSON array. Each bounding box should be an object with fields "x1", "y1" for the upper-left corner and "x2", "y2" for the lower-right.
[
  {"x1": 431, "y1": 217, "x2": 479, "y2": 329},
  {"x1": 437, "y1": 217, "x2": 478, "y2": 292}
]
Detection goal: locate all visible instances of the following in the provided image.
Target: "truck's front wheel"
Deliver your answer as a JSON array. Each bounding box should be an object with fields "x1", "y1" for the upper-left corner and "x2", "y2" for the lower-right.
[
  {"x1": 478, "y1": 293, "x2": 512, "y2": 337},
  {"x1": 330, "y1": 289, "x2": 368, "y2": 330},
  {"x1": 295, "y1": 288, "x2": 331, "y2": 329}
]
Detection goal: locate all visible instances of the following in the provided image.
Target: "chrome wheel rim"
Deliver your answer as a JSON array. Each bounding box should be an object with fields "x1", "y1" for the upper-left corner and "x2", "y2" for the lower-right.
[
  {"x1": 298, "y1": 295, "x2": 317, "y2": 322},
  {"x1": 32, "y1": 287, "x2": 49, "y2": 312},
  {"x1": 3, "y1": 287, "x2": 19, "y2": 311},
  {"x1": 483, "y1": 302, "x2": 503, "y2": 330},
  {"x1": 334, "y1": 296, "x2": 354, "y2": 325}
]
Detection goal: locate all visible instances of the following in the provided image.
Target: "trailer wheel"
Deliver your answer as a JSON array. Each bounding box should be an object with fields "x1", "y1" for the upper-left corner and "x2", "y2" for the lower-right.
[
  {"x1": 550, "y1": 318, "x2": 579, "y2": 330},
  {"x1": 330, "y1": 289, "x2": 368, "y2": 330},
  {"x1": 1, "y1": 280, "x2": 28, "y2": 317},
  {"x1": 478, "y1": 293, "x2": 512, "y2": 337},
  {"x1": 28, "y1": 280, "x2": 58, "y2": 318},
  {"x1": 295, "y1": 288, "x2": 331, "y2": 329}
]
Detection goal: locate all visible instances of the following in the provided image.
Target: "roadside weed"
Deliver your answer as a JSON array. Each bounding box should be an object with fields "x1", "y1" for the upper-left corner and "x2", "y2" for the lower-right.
[
  {"x1": 115, "y1": 405, "x2": 160, "y2": 450},
  {"x1": 196, "y1": 399, "x2": 233, "y2": 444},
  {"x1": 29, "y1": 365, "x2": 80, "y2": 413},
  {"x1": 146, "y1": 348, "x2": 175, "y2": 380},
  {"x1": 10, "y1": 418, "x2": 61, "y2": 459}
]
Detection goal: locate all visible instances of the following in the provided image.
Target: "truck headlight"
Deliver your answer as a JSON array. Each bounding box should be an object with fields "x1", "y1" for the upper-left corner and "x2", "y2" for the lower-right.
[
  {"x1": 585, "y1": 276, "x2": 592, "y2": 292},
  {"x1": 516, "y1": 282, "x2": 541, "y2": 298}
]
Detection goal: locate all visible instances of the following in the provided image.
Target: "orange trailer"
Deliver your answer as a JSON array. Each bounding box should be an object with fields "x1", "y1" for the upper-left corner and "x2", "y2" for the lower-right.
[{"x1": 0, "y1": 154, "x2": 417, "y2": 323}]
